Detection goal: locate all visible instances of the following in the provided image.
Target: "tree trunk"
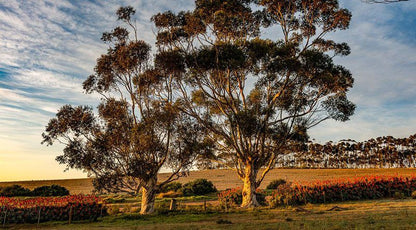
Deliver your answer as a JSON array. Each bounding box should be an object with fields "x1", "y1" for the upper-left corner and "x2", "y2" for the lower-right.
[
  {"x1": 241, "y1": 164, "x2": 260, "y2": 208},
  {"x1": 140, "y1": 178, "x2": 157, "y2": 214}
]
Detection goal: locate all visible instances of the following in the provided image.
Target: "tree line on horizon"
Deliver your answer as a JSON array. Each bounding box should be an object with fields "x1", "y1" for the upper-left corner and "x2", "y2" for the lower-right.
[{"x1": 274, "y1": 133, "x2": 416, "y2": 169}]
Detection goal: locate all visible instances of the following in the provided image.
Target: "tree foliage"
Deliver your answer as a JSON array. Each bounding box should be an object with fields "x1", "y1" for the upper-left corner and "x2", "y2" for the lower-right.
[{"x1": 152, "y1": 0, "x2": 355, "y2": 207}]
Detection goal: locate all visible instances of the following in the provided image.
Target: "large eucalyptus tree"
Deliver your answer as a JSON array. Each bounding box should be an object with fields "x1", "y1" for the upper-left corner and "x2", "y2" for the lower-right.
[{"x1": 152, "y1": 0, "x2": 355, "y2": 207}]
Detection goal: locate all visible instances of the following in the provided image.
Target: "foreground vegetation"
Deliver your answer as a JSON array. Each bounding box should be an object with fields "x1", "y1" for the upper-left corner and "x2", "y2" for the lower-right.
[
  {"x1": 6, "y1": 198, "x2": 416, "y2": 229},
  {"x1": 3, "y1": 174, "x2": 416, "y2": 229},
  {"x1": 0, "y1": 195, "x2": 104, "y2": 224}
]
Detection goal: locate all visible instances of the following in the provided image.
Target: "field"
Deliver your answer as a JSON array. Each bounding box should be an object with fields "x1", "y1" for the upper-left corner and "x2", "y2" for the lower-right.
[
  {"x1": 2, "y1": 168, "x2": 416, "y2": 229},
  {"x1": 1, "y1": 168, "x2": 416, "y2": 194},
  {"x1": 9, "y1": 199, "x2": 416, "y2": 229}
]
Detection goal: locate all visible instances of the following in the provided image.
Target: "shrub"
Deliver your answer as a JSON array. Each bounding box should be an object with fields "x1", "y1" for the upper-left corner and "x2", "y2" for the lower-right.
[
  {"x1": 0, "y1": 185, "x2": 31, "y2": 197},
  {"x1": 266, "y1": 179, "x2": 287, "y2": 190},
  {"x1": 31, "y1": 185, "x2": 70, "y2": 197},
  {"x1": 160, "y1": 182, "x2": 182, "y2": 193},
  {"x1": 218, "y1": 188, "x2": 242, "y2": 207},
  {"x1": 218, "y1": 188, "x2": 267, "y2": 207},
  {"x1": 269, "y1": 183, "x2": 296, "y2": 207},
  {"x1": 393, "y1": 192, "x2": 405, "y2": 199},
  {"x1": 181, "y1": 179, "x2": 217, "y2": 196},
  {"x1": 412, "y1": 190, "x2": 416, "y2": 199}
]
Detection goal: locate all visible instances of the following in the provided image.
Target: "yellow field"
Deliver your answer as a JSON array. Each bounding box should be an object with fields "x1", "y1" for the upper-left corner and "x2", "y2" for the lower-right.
[{"x1": 1, "y1": 168, "x2": 415, "y2": 194}]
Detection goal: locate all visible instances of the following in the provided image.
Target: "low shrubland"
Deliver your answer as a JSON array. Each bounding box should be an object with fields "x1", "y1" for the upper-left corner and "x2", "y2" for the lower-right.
[
  {"x1": 0, "y1": 195, "x2": 106, "y2": 224},
  {"x1": 270, "y1": 175, "x2": 416, "y2": 207}
]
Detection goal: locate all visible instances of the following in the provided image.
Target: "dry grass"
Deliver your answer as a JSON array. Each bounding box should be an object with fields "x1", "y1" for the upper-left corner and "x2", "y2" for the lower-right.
[{"x1": 1, "y1": 168, "x2": 415, "y2": 194}]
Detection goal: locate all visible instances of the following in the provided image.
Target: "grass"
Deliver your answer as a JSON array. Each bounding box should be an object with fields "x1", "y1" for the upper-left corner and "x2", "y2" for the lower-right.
[
  {"x1": 3, "y1": 169, "x2": 416, "y2": 229},
  {"x1": 5, "y1": 198, "x2": 416, "y2": 229},
  {"x1": 1, "y1": 168, "x2": 416, "y2": 194}
]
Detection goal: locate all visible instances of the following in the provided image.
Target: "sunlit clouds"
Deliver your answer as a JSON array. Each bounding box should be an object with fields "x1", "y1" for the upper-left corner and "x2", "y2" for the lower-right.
[{"x1": 0, "y1": 0, "x2": 415, "y2": 181}]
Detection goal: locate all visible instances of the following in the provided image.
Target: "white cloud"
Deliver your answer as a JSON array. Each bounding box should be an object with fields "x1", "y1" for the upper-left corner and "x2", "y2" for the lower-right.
[
  {"x1": 0, "y1": 0, "x2": 195, "y2": 181},
  {"x1": 0, "y1": 0, "x2": 414, "y2": 180},
  {"x1": 306, "y1": 0, "x2": 416, "y2": 142}
]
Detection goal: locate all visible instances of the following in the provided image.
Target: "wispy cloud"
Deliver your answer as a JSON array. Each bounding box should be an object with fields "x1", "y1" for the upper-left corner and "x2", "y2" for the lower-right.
[
  {"x1": 0, "y1": 0, "x2": 194, "y2": 181},
  {"x1": 309, "y1": 0, "x2": 416, "y2": 142},
  {"x1": 0, "y1": 0, "x2": 414, "y2": 180}
]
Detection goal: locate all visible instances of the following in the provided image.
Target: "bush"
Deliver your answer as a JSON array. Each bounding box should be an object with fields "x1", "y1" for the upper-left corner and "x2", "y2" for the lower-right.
[
  {"x1": 266, "y1": 179, "x2": 287, "y2": 190},
  {"x1": 412, "y1": 191, "x2": 416, "y2": 199},
  {"x1": 181, "y1": 179, "x2": 217, "y2": 196},
  {"x1": 31, "y1": 185, "x2": 70, "y2": 197},
  {"x1": 269, "y1": 183, "x2": 296, "y2": 207},
  {"x1": 0, "y1": 185, "x2": 31, "y2": 197},
  {"x1": 218, "y1": 188, "x2": 267, "y2": 207},
  {"x1": 393, "y1": 192, "x2": 405, "y2": 199},
  {"x1": 218, "y1": 188, "x2": 242, "y2": 207},
  {"x1": 160, "y1": 182, "x2": 182, "y2": 193}
]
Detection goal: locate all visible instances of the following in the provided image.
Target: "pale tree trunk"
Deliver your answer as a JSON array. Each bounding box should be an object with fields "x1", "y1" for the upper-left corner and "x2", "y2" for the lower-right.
[
  {"x1": 241, "y1": 164, "x2": 260, "y2": 208},
  {"x1": 140, "y1": 177, "x2": 157, "y2": 214}
]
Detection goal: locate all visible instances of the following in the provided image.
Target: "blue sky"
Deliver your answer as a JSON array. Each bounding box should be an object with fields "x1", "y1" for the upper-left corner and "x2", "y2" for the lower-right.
[{"x1": 0, "y1": 0, "x2": 415, "y2": 181}]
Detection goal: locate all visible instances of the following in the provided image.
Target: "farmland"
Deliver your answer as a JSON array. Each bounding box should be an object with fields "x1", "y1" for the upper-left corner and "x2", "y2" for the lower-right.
[
  {"x1": 1, "y1": 168, "x2": 416, "y2": 194},
  {"x1": 1, "y1": 169, "x2": 416, "y2": 229},
  {"x1": 9, "y1": 199, "x2": 416, "y2": 229}
]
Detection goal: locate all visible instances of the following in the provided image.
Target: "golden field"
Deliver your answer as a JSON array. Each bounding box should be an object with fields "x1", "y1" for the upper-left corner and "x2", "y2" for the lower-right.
[{"x1": 1, "y1": 168, "x2": 416, "y2": 194}]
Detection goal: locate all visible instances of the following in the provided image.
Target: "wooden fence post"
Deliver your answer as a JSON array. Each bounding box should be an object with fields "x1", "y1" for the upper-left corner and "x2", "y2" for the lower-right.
[
  {"x1": 100, "y1": 205, "x2": 104, "y2": 218},
  {"x1": 169, "y1": 199, "x2": 177, "y2": 211},
  {"x1": 37, "y1": 208, "x2": 41, "y2": 225},
  {"x1": 2, "y1": 209, "x2": 7, "y2": 227},
  {"x1": 203, "y1": 200, "x2": 207, "y2": 211},
  {"x1": 225, "y1": 199, "x2": 228, "y2": 212},
  {"x1": 68, "y1": 205, "x2": 73, "y2": 224}
]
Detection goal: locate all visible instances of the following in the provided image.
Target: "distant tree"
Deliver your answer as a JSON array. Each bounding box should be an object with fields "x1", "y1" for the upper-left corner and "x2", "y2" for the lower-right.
[
  {"x1": 42, "y1": 6, "x2": 210, "y2": 214},
  {"x1": 153, "y1": 0, "x2": 355, "y2": 207},
  {"x1": 276, "y1": 133, "x2": 416, "y2": 168}
]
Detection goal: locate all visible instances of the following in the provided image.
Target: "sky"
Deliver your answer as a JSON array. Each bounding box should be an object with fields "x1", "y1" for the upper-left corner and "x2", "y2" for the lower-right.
[{"x1": 0, "y1": 0, "x2": 415, "y2": 181}]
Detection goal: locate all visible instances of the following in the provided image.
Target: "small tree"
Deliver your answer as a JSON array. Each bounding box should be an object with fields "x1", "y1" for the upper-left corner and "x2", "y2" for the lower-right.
[
  {"x1": 42, "y1": 7, "x2": 210, "y2": 214},
  {"x1": 153, "y1": 0, "x2": 355, "y2": 207}
]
